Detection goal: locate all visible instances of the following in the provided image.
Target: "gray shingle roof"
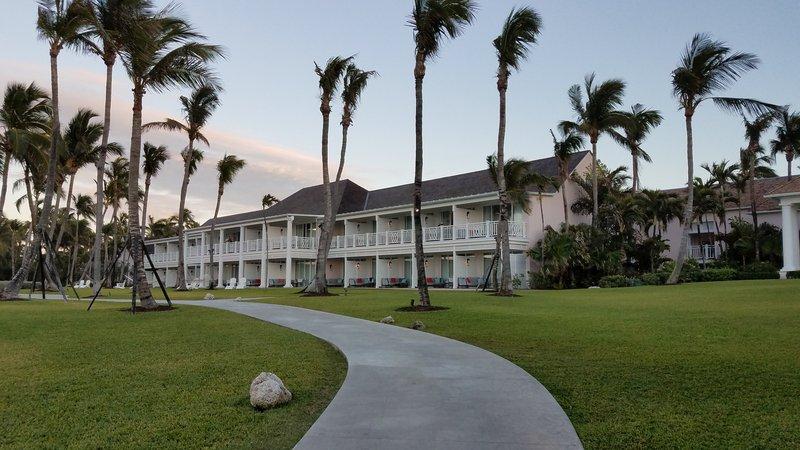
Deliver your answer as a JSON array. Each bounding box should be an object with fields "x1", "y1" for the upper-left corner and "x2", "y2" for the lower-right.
[{"x1": 201, "y1": 151, "x2": 589, "y2": 227}]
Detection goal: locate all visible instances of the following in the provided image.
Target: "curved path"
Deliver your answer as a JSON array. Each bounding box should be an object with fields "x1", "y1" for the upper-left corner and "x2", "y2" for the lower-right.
[{"x1": 177, "y1": 299, "x2": 582, "y2": 449}]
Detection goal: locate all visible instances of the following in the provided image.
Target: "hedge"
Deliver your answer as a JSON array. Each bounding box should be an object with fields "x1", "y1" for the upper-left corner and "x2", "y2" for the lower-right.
[
  {"x1": 698, "y1": 268, "x2": 739, "y2": 282},
  {"x1": 599, "y1": 275, "x2": 642, "y2": 288}
]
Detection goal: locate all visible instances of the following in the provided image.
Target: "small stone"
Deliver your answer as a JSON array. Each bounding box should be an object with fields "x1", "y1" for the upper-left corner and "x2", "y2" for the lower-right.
[
  {"x1": 203, "y1": 293, "x2": 215, "y2": 300},
  {"x1": 411, "y1": 320, "x2": 425, "y2": 330},
  {"x1": 235, "y1": 296, "x2": 242, "y2": 301},
  {"x1": 250, "y1": 372, "x2": 292, "y2": 410},
  {"x1": 380, "y1": 316, "x2": 395, "y2": 324}
]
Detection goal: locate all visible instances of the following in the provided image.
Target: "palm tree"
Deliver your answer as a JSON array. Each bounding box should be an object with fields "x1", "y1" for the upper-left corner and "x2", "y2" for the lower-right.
[
  {"x1": 770, "y1": 108, "x2": 800, "y2": 180},
  {"x1": 79, "y1": 0, "x2": 151, "y2": 295},
  {"x1": 68, "y1": 193, "x2": 94, "y2": 283},
  {"x1": 609, "y1": 104, "x2": 663, "y2": 192},
  {"x1": 207, "y1": 154, "x2": 246, "y2": 289},
  {"x1": 117, "y1": 7, "x2": 223, "y2": 306},
  {"x1": 550, "y1": 129, "x2": 584, "y2": 225},
  {"x1": 741, "y1": 113, "x2": 774, "y2": 262},
  {"x1": 104, "y1": 156, "x2": 128, "y2": 283},
  {"x1": 667, "y1": 33, "x2": 772, "y2": 284},
  {"x1": 701, "y1": 159, "x2": 739, "y2": 235},
  {"x1": 410, "y1": 0, "x2": 476, "y2": 306},
  {"x1": 306, "y1": 56, "x2": 353, "y2": 295},
  {"x1": 53, "y1": 108, "x2": 105, "y2": 251},
  {"x1": 636, "y1": 189, "x2": 684, "y2": 237},
  {"x1": 260, "y1": 193, "x2": 279, "y2": 275},
  {"x1": 144, "y1": 85, "x2": 220, "y2": 291},
  {"x1": 0, "y1": 82, "x2": 51, "y2": 219},
  {"x1": 492, "y1": 6, "x2": 542, "y2": 296},
  {"x1": 140, "y1": 142, "x2": 169, "y2": 234},
  {"x1": 334, "y1": 64, "x2": 377, "y2": 194}
]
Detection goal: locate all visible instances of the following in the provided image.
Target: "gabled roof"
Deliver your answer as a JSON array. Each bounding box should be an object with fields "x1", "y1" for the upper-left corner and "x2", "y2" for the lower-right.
[
  {"x1": 200, "y1": 151, "x2": 591, "y2": 228},
  {"x1": 663, "y1": 176, "x2": 790, "y2": 213},
  {"x1": 765, "y1": 177, "x2": 800, "y2": 197}
]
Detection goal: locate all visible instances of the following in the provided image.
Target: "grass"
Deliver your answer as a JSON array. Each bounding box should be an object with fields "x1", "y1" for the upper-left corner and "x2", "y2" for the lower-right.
[
  {"x1": 0, "y1": 301, "x2": 346, "y2": 449},
  {"x1": 218, "y1": 280, "x2": 798, "y2": 449}
]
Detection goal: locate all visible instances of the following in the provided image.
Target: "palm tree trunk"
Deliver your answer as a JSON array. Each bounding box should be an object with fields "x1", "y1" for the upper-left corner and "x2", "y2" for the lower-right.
[
  {"x1": 413, "y1": 55, "x2": 430, "y2": 306},
  {"x1": 141, "y1": 175, "x2": 151, "y2": 235},
  {"x1": 25, "y1": 170, "x2": 37, "y2": 227},
  {"x1": 632, "y1": 152, "x2": 639, "y2": 193},
  {"x1": 208, "y1": 187, "x2": 222, "y2": 289},
  {"x1": 128, "y1": 84, "x2": 155, "y2": 308},
  {"x1": 787, "y1": 151, "x2": 794, "y2": 181},
  {"x1": 591, "y1": 137, "x2": 599, "y2": 225},
  {"x1": 94, "y1": 60, "x2": 114, "y2": 295},
  {"x1": 538, "y1": 192, "x2": 545, "y2": 269},
  {"x1": 175, "y1": 139, "x2": 194, "y2": 291},
  {"x1": 110, "y1": 206, "x2": 118, "y2": 286},
  {"x1": 54, "y1": 173, "x2": 75, "y2": 251},
  {"x1": 667, "y1": 112, "x2": 694, "y2": 285},
  {"x1": 561, "y1": 168, "x2": 569, "y2": 226},
  {"x1": 749, "y1": 149, "x2": 760, "y2": 262},
  {"x1": 308, "y1": 101, "x2": 334, "y2": 295},
  {"x1": 0, "y1": 151, "x2": 11, "y2": 218},
  {"x1": 68, "y1": 219, "x2": 80, "y2": 284},
  {"x1": 496, "y1": 70, "x2": 512, "y2": 295}
]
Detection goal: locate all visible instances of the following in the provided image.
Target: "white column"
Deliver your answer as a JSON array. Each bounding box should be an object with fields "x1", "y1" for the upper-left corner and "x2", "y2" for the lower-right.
[
  {"x1": 375, "y1": 253, "x2": 382, "y2": 288},
  {"x1": 238, "y1": 225, "x2": 245, "y2": 279},
  {"x1": 452, "y1": 250, "x2": 458, "y2": 289},
  {"x1": 217, "y1": 228, "x2": 224, "y2": 287},
  {"x1": 284, "y1": 216, "x2": 294, "y2": 287},
  {"x1": 183, "y1": 232, "x2": 189, "y2": 282},
  {"x1": 411, "y1": 211, "x2": 418, "y2": 288},
  {"x1": 780, "y1": 203, "x2": 800, "y2": 277},
  {"x1": 411, "y1": 251, "x2": 417, "y2": 288},
  {"x1": 260, "y1": 222, "x2": 267, "y2": 287},
  {"x1": 199, "y1": 232, "x2": 206, "y2": 283},
  {"x1": 344, "y1": 255, "x2": 350, "y2": 287}
]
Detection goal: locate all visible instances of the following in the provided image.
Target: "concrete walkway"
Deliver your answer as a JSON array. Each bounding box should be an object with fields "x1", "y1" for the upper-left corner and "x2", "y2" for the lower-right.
[{"x1": 178, "y1": 299, "x2": 582, "y2": 449}]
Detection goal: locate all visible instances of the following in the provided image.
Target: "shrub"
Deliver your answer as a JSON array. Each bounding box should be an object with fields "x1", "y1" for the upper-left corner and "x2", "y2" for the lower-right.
[
  {"x1": 658, "y1": 259, "x2": 701, "y2": 283},
  {"x1": 599, "y1": 275, "x2": 641, "y2": 288},
  {"x1": 698, "y1": 268, "x2": 739, "y2": 282},
  {"x1": 743, "y1": 262, "x2": 777, "y2": 273},
  {"x1": 787, "y1": 271, "x2": 800, "y2": 279},
  {"x1": 641, "y1": 272, "x2": 667, "y2": 285},
  {"x1": 739, "y1": 262, "x2": 779, "y2": 280}
]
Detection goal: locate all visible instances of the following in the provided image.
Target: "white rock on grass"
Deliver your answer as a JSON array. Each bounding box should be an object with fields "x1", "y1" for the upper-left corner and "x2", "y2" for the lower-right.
[
  {"x1": 411, "y1": 320, "x2": 425, "y2": 330},
  {"x1": 380, "y1": 316, "x2": 395, "y2": 324},
  {"x1": 250, "y1": 372, "x2": 292, "y2": 410},
  {"x1": 203, "y1": 293, "x2": 215, "y2": 300}
]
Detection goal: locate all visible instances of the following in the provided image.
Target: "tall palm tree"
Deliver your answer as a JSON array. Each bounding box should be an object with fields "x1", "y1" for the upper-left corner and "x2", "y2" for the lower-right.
[
  {"x1": 144, "y1": 85, "x2": 220, "y2": 291},
  {"x1": 636, "y1": 189, "x2": 684, "y2": 237},
  {"x1": 609, "y1": 104, "x2": 663, "y2": 192},
  {"x1": 701, "y1": 159, "x2": 739, "y2": 235},
  {"x1": 770, "y1": 108, "x2": 800, "y2": 180},
  {"x1": 306, "y1": 56, "x2": 352, "y2": 296},
  {"x1": 140, "y1": 142, "x2": 169, "y2": 234},
  {"x1": 207, "y1": 154, "x2": 246, "y2": 289},
  {"x1": 410, "y1": 0, "x2": 476, "y2": 306},
  {"x1": 667, "y1": 33, "x2": 772, "y2": 284},
  {"x1": 550, "y1": 129, "x2": 584, "y2": 225},
  {"x1": 117, "y1": 7, "x2": 223, "y2": 306},
  {"x1": 54, "y1": 108, "x2": 104, "y2": 251},
  {"x1": 68, "y1": 193, "x2": 94, "y2": 283},
  {"x1": 104, "y1": 156, "x2": 128, "y2": 283},
  {"x1": 334, "y1": 64, "x2": 377, "y2": 194},
  {"x1": 559, "y1": 73, "x2": 627, "y2": 225},
  {"x1": 0, "y1": 82, "x2": 51, "y2": 218},
  {"x1": 741, "y1": 113, "x2": 774, "y2": 262},
  {"x1": 492, "y1": 6, "x2": 542, "y2": 296},
  {"x1": 79, "y1": 0, "x2": 151, "y2": 294},
  {"x1": 260, "y1": 193, "x2": 279, "y2": 272}
]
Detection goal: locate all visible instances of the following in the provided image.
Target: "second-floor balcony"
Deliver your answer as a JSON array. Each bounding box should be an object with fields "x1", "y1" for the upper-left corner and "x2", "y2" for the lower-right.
[
  {"x1": 330, "y1": 220, "x2": 526, "y2": 250},
  {"x1": 269, "y1": 236, "x2": 316, "y2": 251}
]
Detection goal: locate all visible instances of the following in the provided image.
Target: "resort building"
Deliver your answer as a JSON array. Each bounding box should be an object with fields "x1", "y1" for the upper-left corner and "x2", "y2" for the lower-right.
[{"x1": 145, "y1": 152, "x2": 592, "y2": 288}]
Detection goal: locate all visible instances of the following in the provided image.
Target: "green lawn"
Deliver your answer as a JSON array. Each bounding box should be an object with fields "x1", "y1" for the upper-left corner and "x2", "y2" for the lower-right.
[
  {"x1": 221, "y1": 280, "x2": 799, "y2": 449},
  {"x1": 0, "y1": 301, "x2": 346, "y2": 449}
]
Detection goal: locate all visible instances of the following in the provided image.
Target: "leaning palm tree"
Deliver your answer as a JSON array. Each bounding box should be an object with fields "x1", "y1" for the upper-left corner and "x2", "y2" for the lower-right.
[
  {"x1": 333, "y1": 64, "x2": 377, "y2": 194},
  {"x1": 559, "y1": 73, "x2": 627, "y2": 225},
  {"x1": 68, "y1": 193, "x2": 94, "y2": 283},
  {"x1": 770, "y1": 108, "x2": 800, "y2": 180},
  {"x1": 79, "y1": 0, "x2": 150, "y2": 294},
  {"x1": 609, "y1": 104, "x2": 663, "y2": 192},
  {"x1": 144, "y1": 85, "x2": 220, "y2": 291},
  {"x1": 410, "y1": 0, "x2": 476, "y2": 306},
  {"x1": 117, "y1": 7, "x2": 223, "y2": 306},
  {"x1": 1, "y1": 2, "x2": 84, "y2": 300},
  {"x1": 0, "y1": 82, "x2": 51, "y2": 219},
  {"x1": 550, "y1": 129, "x2": 584, "y2": 225},
  {"x1": 54, "y1": 108, "x2": 104, "y2": 251},
  {"x1": 206, "y1": 154, "x2": 246, "y2": 289},
  {"x1": 667, "y1": 33, "x2": 773, "y2": 285},
  {"x1": 140, "y1": 142, "x2": 169, "y2": 234},
  {"x1": 104, "y1": 156, "x2": 128, "y2": 283},
  {"x1": 492, "y1": 6, "x2": 542, "y2": 296},
  {"x1": 701, "y1": 159, "x2": 739, "y2": 235}
]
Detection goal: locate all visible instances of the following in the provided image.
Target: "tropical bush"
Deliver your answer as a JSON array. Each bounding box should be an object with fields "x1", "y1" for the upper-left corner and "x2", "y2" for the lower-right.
[
  {"x1": 787, "y1": 271, "x2": 800, "y2": 279},
  {"x1": 640, "y1": 272, "x2": 667, "y2": 285},
  {"x1": 599, "y1": 275, "x2": 642, "y2": 288},
  {"x1": 658, "y1": 259, "x2": 701, "y2": 283},
  {"x1": 738, "y1": 262, "x2": 780, "y2": 280},
  {"x1": 720, "y1": 218, "x2": 783, "y2": 267},
  {"x1": 698, "y1": 268, "x2": 739, "y2": 282}
]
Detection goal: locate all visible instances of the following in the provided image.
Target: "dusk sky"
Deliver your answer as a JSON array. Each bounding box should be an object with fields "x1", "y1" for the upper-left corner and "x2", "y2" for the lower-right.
[{"x1": 1, "y1": 0, "x2": 798, "y2": 224}]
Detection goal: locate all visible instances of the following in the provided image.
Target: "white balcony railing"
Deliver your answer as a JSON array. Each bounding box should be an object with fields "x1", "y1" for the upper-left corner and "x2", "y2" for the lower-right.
[
  {"x1": 689, "y1": 244, "x2": 718, "y2": 260},
  {"x1": 268, "y1": 236, "x2": 317, "y2": 251},
  {"x1": 151, "y1": 252, "x2": 178, "y2": 263}
]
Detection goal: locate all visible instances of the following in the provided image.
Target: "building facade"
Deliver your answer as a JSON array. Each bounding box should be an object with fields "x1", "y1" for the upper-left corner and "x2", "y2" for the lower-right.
[{"x1": 145, "y1": 152, "x2": 592, "y2": 288}]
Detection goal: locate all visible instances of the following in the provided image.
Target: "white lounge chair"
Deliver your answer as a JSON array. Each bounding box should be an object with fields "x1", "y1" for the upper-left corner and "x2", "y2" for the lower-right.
[
  {"x1": 114, "y1": 281, "x2": 125, "y2": 289},
  {"x1": 74, "y1": 280, "x2": 85, "y2": 289},
  {"x1": 224, "y1": 277, "x2": 237, "y2": 290},
  {"x1": 235, "y1": 277, "x2": 247, "y2": 289}
]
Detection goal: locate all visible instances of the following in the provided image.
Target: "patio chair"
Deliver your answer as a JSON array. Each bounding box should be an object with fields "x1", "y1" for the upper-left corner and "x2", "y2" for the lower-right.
[
  {"x1": 398, "y1": 277, "x2": 409, "y2": 287},
  {"x1": 74, "y1": 280, "x2": 85, "y2": 289},
  {"x1": 380, "y1": 278, "x2": 390, "y2": 288},
  {"x1": 224, "y1": 278, "x2": 236, "y2": 290},
  {"x1": 236, "y1": 277, "x2": 247, "y2": 289},
  {"x1": 457, "y1": 277, "x2": 468, "y2": 288}
]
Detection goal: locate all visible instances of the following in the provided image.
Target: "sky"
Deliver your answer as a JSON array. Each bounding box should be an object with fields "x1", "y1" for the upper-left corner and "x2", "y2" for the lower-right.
[{"x1": 1, "y1": 0, "x2": 798, "y2": 225}]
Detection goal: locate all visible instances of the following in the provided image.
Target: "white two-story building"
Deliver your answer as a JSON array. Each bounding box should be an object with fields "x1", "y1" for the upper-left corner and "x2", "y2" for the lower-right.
[{"x1": 145, "y1": 151, "x2": 592, "y2": 288}]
